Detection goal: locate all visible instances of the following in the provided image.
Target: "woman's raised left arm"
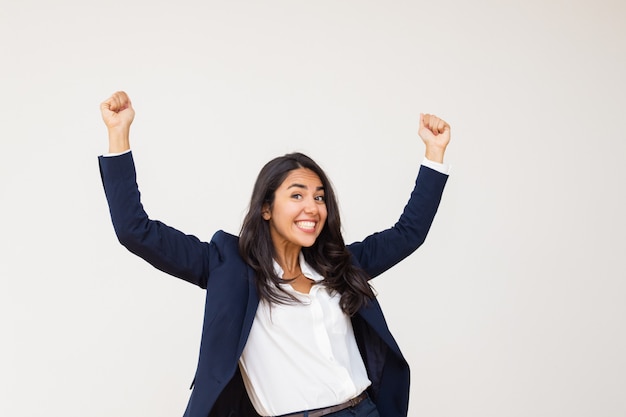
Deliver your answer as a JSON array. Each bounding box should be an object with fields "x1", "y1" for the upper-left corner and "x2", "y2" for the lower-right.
[{"x1": 347, "y1": 114, "x2": 451, "y2": 278}]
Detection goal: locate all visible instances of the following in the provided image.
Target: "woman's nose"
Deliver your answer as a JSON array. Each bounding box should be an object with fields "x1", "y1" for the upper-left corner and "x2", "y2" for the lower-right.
[{"x1": 303, "y1": 197, "x2": 318, "y2": 214}]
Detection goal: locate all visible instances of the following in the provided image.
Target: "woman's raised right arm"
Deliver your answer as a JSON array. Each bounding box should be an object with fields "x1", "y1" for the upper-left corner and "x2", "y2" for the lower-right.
[{"x1": 99, "y1": 92, "x2": 215, "y2": 288}]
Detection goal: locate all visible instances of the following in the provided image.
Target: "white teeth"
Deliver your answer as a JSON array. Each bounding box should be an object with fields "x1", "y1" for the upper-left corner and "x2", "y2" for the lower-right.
[{"x1": 296, "y1": 221, "x2": 315, "y2": 229}]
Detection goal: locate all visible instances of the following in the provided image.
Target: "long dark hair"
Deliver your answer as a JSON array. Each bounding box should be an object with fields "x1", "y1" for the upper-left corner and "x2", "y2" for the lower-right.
[{"x1": 239, "y1": 152, "x2": 375, "y2": 316}]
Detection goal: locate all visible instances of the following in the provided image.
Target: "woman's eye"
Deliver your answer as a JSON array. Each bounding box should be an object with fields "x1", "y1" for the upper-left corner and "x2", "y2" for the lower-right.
[
  {"x1": 315, "y1": 195, "x2": 325, "y2": 202},
  {"x1": 291, "y1": 194, "x2": 302, "y2": 200}
]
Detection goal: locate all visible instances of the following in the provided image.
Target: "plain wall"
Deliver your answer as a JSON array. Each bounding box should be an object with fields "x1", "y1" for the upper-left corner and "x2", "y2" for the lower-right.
[{"x1": 1, "y1": 1, "x2": 625, "y2": 416}]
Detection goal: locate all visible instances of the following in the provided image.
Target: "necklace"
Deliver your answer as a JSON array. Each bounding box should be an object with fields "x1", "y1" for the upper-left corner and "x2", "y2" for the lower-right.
[{"x1": 283, "y1": 272, "x2": 303, "y2": 280}]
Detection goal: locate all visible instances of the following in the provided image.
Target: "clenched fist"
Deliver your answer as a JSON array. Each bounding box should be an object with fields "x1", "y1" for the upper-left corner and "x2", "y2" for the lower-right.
[
  {"x1": 419, "y1": 113, "x2": 451, "y2": 163},
  {"x1": 101, "y1": 91, "x2": 135, "y2": 154},
  {"x1": 101, "y1": 91, "x2": 135, "y2": 131}
]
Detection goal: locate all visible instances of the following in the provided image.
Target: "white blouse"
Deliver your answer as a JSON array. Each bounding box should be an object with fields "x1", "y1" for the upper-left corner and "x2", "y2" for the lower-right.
[{"x1": 239, "y1": 254, "x2": 371, "y2": 416}]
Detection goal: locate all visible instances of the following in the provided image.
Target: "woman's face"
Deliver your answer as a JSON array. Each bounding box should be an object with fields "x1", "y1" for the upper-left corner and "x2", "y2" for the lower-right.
[{"x1": 263, "y1": 168, "x2": 328, "y2": 250}]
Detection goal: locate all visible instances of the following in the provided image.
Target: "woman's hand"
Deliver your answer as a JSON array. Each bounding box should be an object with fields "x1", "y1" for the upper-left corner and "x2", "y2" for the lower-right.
[
  {"x1": 100, "y1": 91, "x2": 135, "y2": 153},
  {"x1": 419, "y1": 113, "x2": 451, "y2": 163}
]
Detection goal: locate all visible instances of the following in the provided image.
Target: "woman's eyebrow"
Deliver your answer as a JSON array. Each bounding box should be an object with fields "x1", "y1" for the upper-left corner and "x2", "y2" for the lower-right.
[{"x1": 287, "y1": 183, "x2": 324, "y2": 191}]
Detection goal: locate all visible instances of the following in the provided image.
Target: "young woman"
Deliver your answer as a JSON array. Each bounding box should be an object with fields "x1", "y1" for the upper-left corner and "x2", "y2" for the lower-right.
[{"x1": 99, "y1": 91, "x2": 451, "y2": 417}]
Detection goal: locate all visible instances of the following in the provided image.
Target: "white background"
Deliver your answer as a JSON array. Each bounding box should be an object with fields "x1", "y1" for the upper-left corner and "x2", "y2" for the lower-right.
[{"x1": 1, "y1": 1, "x2": 625, "y2": 416}]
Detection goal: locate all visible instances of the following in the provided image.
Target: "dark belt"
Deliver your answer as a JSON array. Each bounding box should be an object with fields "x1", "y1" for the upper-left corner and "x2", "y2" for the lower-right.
[{"x1": 279, "y1": 392, "x2": 368, "y2": 417}]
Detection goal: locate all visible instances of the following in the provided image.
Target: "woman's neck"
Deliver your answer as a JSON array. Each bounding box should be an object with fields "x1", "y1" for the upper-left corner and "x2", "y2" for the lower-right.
[{"x1": 274, "y1": 245, "x2": 302, "y2": 278}]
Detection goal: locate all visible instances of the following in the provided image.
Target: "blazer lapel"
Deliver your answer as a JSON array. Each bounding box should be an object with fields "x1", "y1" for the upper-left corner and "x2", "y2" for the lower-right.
[
  {"x1": 237, "y1": 268, "x2": 260, "y2": 354},
  {"x1": 356, "y1": 299, "x2": 403, "y2": 356}
]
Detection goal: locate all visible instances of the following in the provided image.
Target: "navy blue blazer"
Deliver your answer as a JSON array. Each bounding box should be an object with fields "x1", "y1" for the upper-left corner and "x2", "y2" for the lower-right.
[{"x1": 99, "y1": 152, "x2": 448, "y2": 417}]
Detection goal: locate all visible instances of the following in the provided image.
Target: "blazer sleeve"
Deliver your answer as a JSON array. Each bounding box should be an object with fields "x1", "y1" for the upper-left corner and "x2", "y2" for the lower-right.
[
  {"x1": 347, "y1": 165, "x2": 448, "y2": 279},
  {"x1": 98, "y1": 152, "x2": 217, "y2": 289}
]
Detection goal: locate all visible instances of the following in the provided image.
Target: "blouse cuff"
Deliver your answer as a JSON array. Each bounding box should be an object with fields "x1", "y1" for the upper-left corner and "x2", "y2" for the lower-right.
[
  {"x1": 102, "y1": 149, "x2": 131, "y2": 158},
  {"x1": 422, "y1": 157, "x2": 450, "y2": 175}
]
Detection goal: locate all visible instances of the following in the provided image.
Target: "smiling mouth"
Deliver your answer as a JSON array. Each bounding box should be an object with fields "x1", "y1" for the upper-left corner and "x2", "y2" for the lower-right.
[{"x1": 295, "y1": 221, "x2": 316, "y2": 231}]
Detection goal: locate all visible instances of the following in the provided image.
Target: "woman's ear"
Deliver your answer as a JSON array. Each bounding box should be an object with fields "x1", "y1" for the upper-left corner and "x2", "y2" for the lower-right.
[{"x1": 261, "y1": 204, "x2": 271, "y2": 220}]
